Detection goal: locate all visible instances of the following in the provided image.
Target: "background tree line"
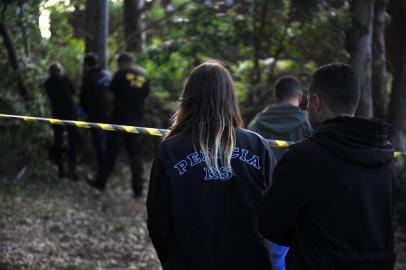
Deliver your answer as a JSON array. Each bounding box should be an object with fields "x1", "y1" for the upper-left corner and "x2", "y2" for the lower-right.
[{"x1": 0, "y1": 0, "x2": 405, "y2": 177}]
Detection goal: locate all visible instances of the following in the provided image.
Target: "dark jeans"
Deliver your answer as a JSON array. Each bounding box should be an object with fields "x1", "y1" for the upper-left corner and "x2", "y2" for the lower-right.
[
  {"x1": 52, "y1": 125, "x2": 77, "y2": 175},
  {"x1": 96, "y1": 132, "x2": 143, "y2": 194},
  {"x1": 90, "y1": 128, "x2": 106, "y2": 168}
]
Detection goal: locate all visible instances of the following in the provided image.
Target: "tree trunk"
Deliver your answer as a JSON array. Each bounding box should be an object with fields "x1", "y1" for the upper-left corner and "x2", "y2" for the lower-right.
[
  {"x1": 372, "y1": 0, "x2": 388, "y2": 120},
  {"x1": 85, "y1": 0, "x2": 99, "y2": 54},
  {"x1": 85, "y1": 0, "x2": 109, "y2": 68},
  {"x1": 387, "y1": 45, "x2": 406, "y2": 151},
  {"x1": 0, "y1": 19, "x2": 28, "y2": 98},
  {"x1": 347, "y1": 0, "x2": 375, "y2": 117},
  {"x1": 251, "y1": 14, "x2": 261, "y2": 85},
  {"x1": 17, "y1": 0, "x2": 30, "y2": 56},
  {"x1": 124, "y1": 0, "x2": 146, "y2": 52},
  {"x1": 387, "y1": 0, "x2": 406, "y2": 151}
]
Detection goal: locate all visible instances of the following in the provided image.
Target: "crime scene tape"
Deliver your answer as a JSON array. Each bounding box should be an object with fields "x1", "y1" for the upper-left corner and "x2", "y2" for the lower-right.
[
  {"x1": 0, "y1": 113, "x2": 168, "y2": 137},
  {"x1": 0, "y1": 113, "x2": 404, "y2": 158}
]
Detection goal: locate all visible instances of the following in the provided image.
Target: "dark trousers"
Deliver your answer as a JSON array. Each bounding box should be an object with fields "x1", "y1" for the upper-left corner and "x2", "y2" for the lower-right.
[
  {"x1": 90, "y1": 128, "x2": 106, "y2": 168},
  {"x1": 96, "y1": 132, "x2": 143, "y2": 194},
  {"x1": 53, "y1": 125, "x2": 77, "y2": 176}
]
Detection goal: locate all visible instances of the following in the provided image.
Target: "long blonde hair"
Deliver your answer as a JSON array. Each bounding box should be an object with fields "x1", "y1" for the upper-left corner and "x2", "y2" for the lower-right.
[{"x1": 168, "y1": 60, "x2": 243, "y2": 174}]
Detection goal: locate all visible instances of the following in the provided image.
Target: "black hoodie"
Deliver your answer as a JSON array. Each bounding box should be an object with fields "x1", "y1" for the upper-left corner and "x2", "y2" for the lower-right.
[
  {"x1": 147, "y1": 128, "x2": 275, "y2": 270},
  {"x1": 259, "y1": 117, "x2": 398, "y2": 270},
  {"x1": 110, "y1": 68, "x2": 150, "y2": 125}
]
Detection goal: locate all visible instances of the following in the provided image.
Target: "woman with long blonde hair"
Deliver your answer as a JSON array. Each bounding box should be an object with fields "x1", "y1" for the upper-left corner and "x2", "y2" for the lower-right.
[{"x1": 147, "y1": 60, "x2": 275, "y2": 270}]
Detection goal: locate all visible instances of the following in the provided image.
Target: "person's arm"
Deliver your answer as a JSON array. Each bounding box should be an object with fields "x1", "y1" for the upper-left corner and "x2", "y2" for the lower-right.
[
  {"x1": 146, "y1": 156, "x2": 173, "y2": 264},
  {"x1": 44, "y1": 80, "x2": 50, "y2": 97},
  {"x1": 66, "y1": 77, "x2": 75, "y2": 95},
  {"x1": 258, "y1": 146, "x2": 317, "y2": 246},
  {"x1": 142, "y1": 78, "x2": 150, "y2": 98},
  {"x1": 79, "y1": 76, "x2": 90, "y2": 112},
  {"x1": 109, "y1": 73, "x2": 119, "y2": 93},
  {"x1": 262, "y1": 138, "x2": 277, "y2": 189}
]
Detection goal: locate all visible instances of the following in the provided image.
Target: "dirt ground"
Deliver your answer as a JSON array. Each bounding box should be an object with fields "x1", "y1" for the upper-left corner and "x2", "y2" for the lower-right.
[
  {"x1": 1, "y1": 163, "x2": 406, "y2": 270},
  {"x1": 0, "y1": 162, "x2": 160, "y2": 270}
]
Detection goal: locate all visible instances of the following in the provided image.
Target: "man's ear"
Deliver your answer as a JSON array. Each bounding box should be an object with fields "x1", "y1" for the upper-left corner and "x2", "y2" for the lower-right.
[
  {"x1": 298, "y1": 91, "x2": 304, "y2": 103},
  {"x1": 313, "y1": 93, "x2": 321, "y2": 112},
  {"x1": 272, "y1": 95, "x2": 278, "y2": 103}
]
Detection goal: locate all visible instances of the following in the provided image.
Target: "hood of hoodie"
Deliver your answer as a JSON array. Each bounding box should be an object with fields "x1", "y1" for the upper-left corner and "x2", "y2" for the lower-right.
[
  {"x1": 310, "y1": 116, "x2": 394, "y2": 168},
  {"x1": 252, "y1": 103, "x2": 310, "y2": 133}
]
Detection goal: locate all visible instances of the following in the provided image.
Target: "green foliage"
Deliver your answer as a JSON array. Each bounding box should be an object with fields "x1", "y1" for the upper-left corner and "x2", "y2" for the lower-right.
[
  {"x1": 0, "y1": 0, "x2": 355, "y2": 173},
  {"x1": 0, "y1": 1, "x2": 52, "y2": 177},
  {"x1": 130, "y1": 0, "x2": 351, "y2": 120}
]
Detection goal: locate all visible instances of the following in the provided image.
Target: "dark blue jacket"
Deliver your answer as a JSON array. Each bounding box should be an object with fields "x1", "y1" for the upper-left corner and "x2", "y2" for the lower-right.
[
  {"x1": 147, "y1": 128, "x2": 275, "y2": 270},
  {"x1": 80, "y1": 67, "x2": 111, "y2": 122}
]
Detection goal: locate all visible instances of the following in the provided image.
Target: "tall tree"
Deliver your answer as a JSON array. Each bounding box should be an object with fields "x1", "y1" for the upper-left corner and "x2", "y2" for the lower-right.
[
  {"x1": 346, "y1": 0, "x2": 375, "y2": 117},
  {"x1": 386, "y1": 0, "x2": 406, "y2": 151},
  {"x1": 124, "y1": 0, "x2": 146, "y2": 52},
  {"x1": 0, "y1": 2, "x2": 28, "y2": 98},
  {"x1": 372, "y1": 0, "x2": 388, "y2": 120}
]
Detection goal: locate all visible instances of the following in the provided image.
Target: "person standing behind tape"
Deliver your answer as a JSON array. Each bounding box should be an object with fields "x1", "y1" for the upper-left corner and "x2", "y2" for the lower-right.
[
  {"x1": 44, "y1": 62, "x2": 78, "y2": 180},
  {"x1": 147, "y1": 61, "x2": 275, "y2": 270},
  {"x1": 248, "y1": 76, "x2": 313, "y2": 159},
  {"x1": 87, "y1": 53, "x2": 150, "y2": 198},
  {"x1": 80, "y1": 53, "x2": 111, "y2": 169},
  {"x1": 248, "y1": 76, "x2": 312, "y2": 270}
]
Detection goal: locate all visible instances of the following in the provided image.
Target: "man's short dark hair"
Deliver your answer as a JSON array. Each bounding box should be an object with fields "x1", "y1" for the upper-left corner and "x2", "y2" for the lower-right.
[
  {"x1": 309, "y1": 63, "x2": 360, "y2": 114},
  {"x1": 84, "y1": 53, "x2": 99, "y2": 67},
  {"x1": 274, "y1": 76, "x2": 301, "y2": 102},
  {"x1": 117, "y1": 53, "x2": 133, "y2": 65}
]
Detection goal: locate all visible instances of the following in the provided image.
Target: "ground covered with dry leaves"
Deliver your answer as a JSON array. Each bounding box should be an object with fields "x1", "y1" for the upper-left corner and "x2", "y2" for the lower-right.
[
  {"x1": 0, "y1": 163, "x2": 160, "y2": 270},
  {"x1": 1, "y1": 164, "x2": 406, "y2": 270}
]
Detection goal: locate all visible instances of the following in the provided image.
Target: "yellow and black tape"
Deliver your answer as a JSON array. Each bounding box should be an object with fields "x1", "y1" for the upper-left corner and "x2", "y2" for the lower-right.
[
  {"x1": 0, "y1": 113, "x2": 168, "y2": 137},
  {"x1": 0, "y1": 113, "x2": 404, "y2": 158}
]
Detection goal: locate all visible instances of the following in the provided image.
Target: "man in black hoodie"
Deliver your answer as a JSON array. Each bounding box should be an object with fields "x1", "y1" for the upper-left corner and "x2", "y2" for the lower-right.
[{"x1": 259, "y1": 63, "x2": 398, "y2": 270}]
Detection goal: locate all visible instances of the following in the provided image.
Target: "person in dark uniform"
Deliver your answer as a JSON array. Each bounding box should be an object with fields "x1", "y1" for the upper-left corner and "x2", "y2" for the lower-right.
[
  {"x1": 80, "y1": 53, "x2": 111, "y2": 168},
  {"x1": 146, "y1": 61, "x2": 276, "y2": 270},
  {"x1": 44, "y1": 62, "x2": 78, "y2": 179},
  {"x1": 87, "y1": 53, "x2": 150, "y2": 197}
]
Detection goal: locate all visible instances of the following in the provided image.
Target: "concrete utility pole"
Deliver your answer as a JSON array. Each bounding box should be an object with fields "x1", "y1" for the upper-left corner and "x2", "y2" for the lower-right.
[{"x1": 98, "y1": 0, "x2": 109, "y2": 68}]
